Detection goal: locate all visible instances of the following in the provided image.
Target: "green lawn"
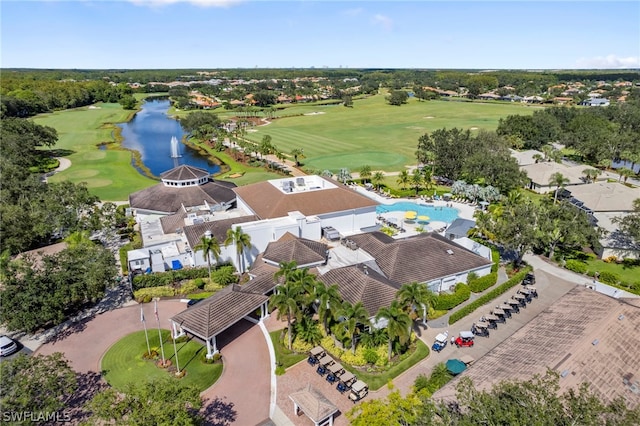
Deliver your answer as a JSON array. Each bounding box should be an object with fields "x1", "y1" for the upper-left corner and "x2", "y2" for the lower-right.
[
  {"x1": 270, "y1": 330, "x2": 307, "y2": 369},
  {"x1": 242, "y1": 95, "x2": 536, "y2": 173},
  {"x1": 101, "y1": 330, "x2": 222, "y2": 392},
  {"x1": 585, "y1": 259, "x2": 640, "y2": 289},
  {"x1": 33, "y1": 102, "x2": 155, "y2": 201}
]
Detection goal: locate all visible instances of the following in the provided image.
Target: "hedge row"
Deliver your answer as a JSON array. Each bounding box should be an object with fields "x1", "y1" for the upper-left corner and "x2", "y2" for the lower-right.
[
  {"x1": 433, "y1": 283, "x2": 471, "y2": 311},
  {"x1": 468, "y1": 272, "x2": 498, "y2": 293},
  {"x1": 490, "y1": 247, "x2": 500, "y2": 273},
  {"x1": 448, "y1": 267, "x2": 532, "y2": 325},
  {"x1": 132, "y1": 267, "x2": 210, "y2": 290}
]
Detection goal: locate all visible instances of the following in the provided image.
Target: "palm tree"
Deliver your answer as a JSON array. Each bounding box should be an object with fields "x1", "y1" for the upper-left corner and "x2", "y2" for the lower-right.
[
  {"x1": 269, "y1": 281, "x2": 304, "y2": 350},
  {"x1": 618, "y1": 167, "x2": 635, "y2": 184},
  {"x1": 397, "y1": 170, "x2": 410, "y2": 190},
  {"x1": 274, "y1": 260, "x2": 297, "y2": 284},
  {"x1": 338, "y1": 301, "x2": 369, "y2": 353},
  {"x1": 289, "y1": 268, "x2": 318, "y2": 311},
  {"x1": 372, "y1": 171, "x2": 385, "y2": 191},
  {"x1": 375, "y1": 300, "x2": 412, "y2": 361},
  {"x1": 290, "y1": 148, "x2": 305, "y2": 166},
  {"x1": 533, "y1": 153, "x2": 544, "y2": 163},
  {"x1": 396, "y1": 282, "x2": 434, "y2": 327},
  {"x1": 548, "y1": 172, "x2": 570, "y2": 204},
  {"x1": 224, "y1": 226, "x2": 251, "y2": 273},
  {"x1": 359, "y1": 165, "x2": 372, "y2": 184},
  {"x1": 64, "y1": 230, "x2": 92, "y2": 248},
  {"x1": 314, "y1": 282, "x2": 342, "y2": 334},
  {"x1": 194, "y1": 233, "x2": 221, "y2": 282},
  {"x1": 411, "y1": 168, "x2": 423, "y2": 195}
]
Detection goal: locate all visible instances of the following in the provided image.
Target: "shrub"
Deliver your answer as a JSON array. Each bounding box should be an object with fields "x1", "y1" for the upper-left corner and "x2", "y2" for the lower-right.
[
  {"x1": 194, "y1": 278, "x2": 205, "y2": 289},
  {"x1": 177, "y1": 281, "x2": 199, "y2": 295},
  {"x1": 292, "y1": 338, "x2": 314, "y2": 353},
  {"x1": 363, "y1": 348, "x2": 379, "y2": 365},
  {"x1": 599, "y1": 271, "x2": 620, "y2": 285},
  {"x1": 132, "y1": 267, "x2": 210, "y2": 290},
  {"x1": 204, "y1": 281, "x2": 226, "y2": 292},
  {"x1": 134, "y1": 286, "x2": 175, "y2": 302},
  {"x1": 433, "y1": 283, "x2": 471, "y2": 310},
  {"x1": 449, "y1": 267, "x2": 532, "y2": 325},
  {"x1": 275, "y1": 365, "x2": 286, "y2": 375},
  {"x1": 565, "y1": 259, "x2": 588, "y2": 274},
  {"x1": 211, "y1": 265, "x2": 238, "y2": 286},
  {"x1": 604, "y1": 255, "x2": 618, "y2": 263},
  {"x1": 468, "y1": 272, "x2": 498, "y2": 293},
  {"x1": 466, "y1": 272, "x2": 479, "y2": 283}
]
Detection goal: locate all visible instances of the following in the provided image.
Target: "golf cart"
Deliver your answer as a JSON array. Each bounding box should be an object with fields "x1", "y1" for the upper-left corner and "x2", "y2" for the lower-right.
[
  {"x1": 518, "y1": 288, "x2": 533, "y2": 303},
  {"x1": 455, "y1": 331, "x2": 475, "y2": 348},
  {"x1": 506, "y1": 298, "x2": 521, "y2": 313},
  {"x1": 512, "y1": 293, "x2": 527, "y2": 308},
  {"x1": 482, "y1": 314, "x2": 500, "y2": 329},
  {"x1": 498, "y1": 304, "x2": 513, "y2": 318},
  {"x1": 522, "y1": 272, "x2": 536, "y2": 286},
  {"x1": 349, "y1": 380, "x2": 369, "y2": 403},
  {"x1": 524, "y1": 285, "x2": 538, "y2": 298},
  {"x1": 432, "y1": 331, "x2": 449, "y2": 352},
  {"x1": 336, "y1": 371, "x2": 357, "y2": 394},
  {"x1": 471, "y1": 321, "x2": 490, "y2": 337},
  {"x1": 491, "y1": 308, "x2": 507, "y2": 323}
]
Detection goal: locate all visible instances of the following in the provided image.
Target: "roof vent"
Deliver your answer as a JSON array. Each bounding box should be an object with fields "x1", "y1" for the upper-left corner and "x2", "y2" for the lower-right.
[
  {"x1": 363, "y1": 265, "x2": 369, "y2": 275},
  {"x1": 446, "y1": 249, "x2": 454, "y2": 255}
]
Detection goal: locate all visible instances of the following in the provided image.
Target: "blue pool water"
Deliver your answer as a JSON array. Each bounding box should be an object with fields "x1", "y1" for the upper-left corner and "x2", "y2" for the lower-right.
[{"x1": 377, "y1": 202, "x2": 459, "y2": 223}]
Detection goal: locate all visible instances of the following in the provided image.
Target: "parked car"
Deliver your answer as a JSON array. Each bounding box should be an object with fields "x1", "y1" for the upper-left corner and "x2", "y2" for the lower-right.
[
  {"x1": 187, "y1": 299, "x2": 202, "y2": 307},
  {"x1": 0, "y1": 335, "x2": 18, "y2": 357},
  {"x1": 455, "y1": 331, "x2": 475, "y2": 348},
  {"x1": 522, "y1": 273, "x2": 536, "y2": 286},
  {"x1": 431, "y1": 332, "x2": 449, "y2": 352}
]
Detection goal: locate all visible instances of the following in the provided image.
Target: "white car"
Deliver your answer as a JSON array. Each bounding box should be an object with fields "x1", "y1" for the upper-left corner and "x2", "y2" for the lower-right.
[{"x1": 0, "y1": 335, "x2": 19, "y2": 357}]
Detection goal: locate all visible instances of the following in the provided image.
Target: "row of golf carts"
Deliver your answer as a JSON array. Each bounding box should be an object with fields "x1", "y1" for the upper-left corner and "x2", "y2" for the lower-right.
[
  {"x1": 432, "y1": 330, "x2": 476, "y2": 352},
  {"x1": 471, "y1": 274, "x2": 538, "y2": 338},
  {"x1": 307, "y1": 346, "x2": 369, "y2": 403}
]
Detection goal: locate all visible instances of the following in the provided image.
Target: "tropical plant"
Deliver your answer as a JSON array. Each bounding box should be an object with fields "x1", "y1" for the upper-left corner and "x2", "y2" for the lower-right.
[
  {"x1": 224, "y1": 226, "x2": 251, "y2": 273},
  {"x1": 375, "y1": 300, "x2": 413, "y2": 361},
  {"x1": 269, "y1": 281, "x2": 304, "y2": 350},
  {"x1": 294, "y1": 315, "x2": 322, "y2": 345},
  {"x1": 396, "y1": 282, "x2": 434, "y2": 327},
  {"x1": 411, "y1": 168, "x2": 423, "y2": 195},
  {"x1": 372, "y1": 171, "x2": 385, "y2": 191},
  {"x1": 338, "y1": 301, "x2": 370, "y2": 353},
  {"x1": 549, "y1": 172, "x2": 570, "y2": 204},
  {"x1": 290, "y1": 148, "x2": 305, "y2": 166},
  {"x1": 618, "y1": 167, "x2": 635, "y2": 183},
  {"x1": 274, "y1": 260, "x2": 298, "y2": 284},
  {"x1": 396, "y1": 170, "x2": 410, "y2": 190},
  {"x1": 314, "y1": 282, "x2": 342, "y2": 334},
  {"x1": 359, "y1": 165, "x2": 372, "y2": 184},
  {"x1": 194, "y1": 233, "x2": 221, "y2": 282},
  {"x1": 337, "y1": 168, "x2": 352, "y2": 184}
]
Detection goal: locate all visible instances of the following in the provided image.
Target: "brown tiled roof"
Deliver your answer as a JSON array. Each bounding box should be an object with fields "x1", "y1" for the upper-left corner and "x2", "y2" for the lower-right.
[
  {"x1": 349, "y1": 232, "x2": 492, "y2": 285},
  {"x1": 129, "y1": 180, "x2": 237, "y2": 214},
  {"x1": 184, "y1": 215, "x2": 260, "y2": 248},
  {"x1": 171, "y1": 284, "x2": 268, "y2": 339},
  {"x1": 233, "y1": 179, "x2": 378, "y2": 219},
  {"x1": 289, "y1": 384, "x2": 338, "y2": 424},
  {"x1": 160, "y1": 209, "x2": 188, "y2": 234},
  {"x1": 242, "y1": 273, "x2": 278, "y2": 295},
  {"x1": 160, "y1": 165, "x2": 209, "y2": 181},
  {"x1": 262, "y1": 233, "x2": 328, "y2": 266},
  {"x1": 318, "y1": 264, "x2": 400, "y2": 317},
  {"x1": 248, "y1": 253, "x2": 280, "y2": 277}
]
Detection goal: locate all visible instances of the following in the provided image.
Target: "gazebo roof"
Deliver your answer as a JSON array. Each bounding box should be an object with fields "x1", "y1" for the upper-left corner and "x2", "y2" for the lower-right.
[
  {"x1": 171, "y1": 285, "x2": 268, "y2": 340},
  {"x1": 289, "y1": 384, "x2": 338, "y2": 424}
]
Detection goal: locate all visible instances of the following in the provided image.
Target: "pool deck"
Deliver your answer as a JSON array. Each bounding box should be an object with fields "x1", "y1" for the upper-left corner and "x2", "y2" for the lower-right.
[{"x1": 352, "y1": 185, "x2": 478, "y2": 238}]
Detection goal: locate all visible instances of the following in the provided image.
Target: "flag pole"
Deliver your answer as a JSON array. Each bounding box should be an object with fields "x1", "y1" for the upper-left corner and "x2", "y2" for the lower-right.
[
  {"x1": 141, "y1": 308, "x2": 151, "y2": 356},
  {"x1": 172, "y1": 330, "x2": 181, "y2": 375},
  {"x1": 154, "y1": 299, "x2": 166, "y2": 365}
]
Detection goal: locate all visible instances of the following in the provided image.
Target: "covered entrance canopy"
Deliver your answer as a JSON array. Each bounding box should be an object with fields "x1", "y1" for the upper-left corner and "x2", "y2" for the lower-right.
[
  {"x1": 171, "y1": 284, "x2": 269, "y2": 358},
  {"x1": 289, "y1": 384, "x2": 339, "y2": 426}
]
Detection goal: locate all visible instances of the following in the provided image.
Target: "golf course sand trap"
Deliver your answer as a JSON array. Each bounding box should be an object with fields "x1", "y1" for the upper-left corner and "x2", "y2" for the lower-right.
[
  {"x1": 304, "y1": 111, "x2": 326, "y2": 116},
  {"x1": 470, "y1": 127, "x2": 479, "y2": 130},
  {"x1": 424, "y1": 116, "x2": 435, "y2": 119}
]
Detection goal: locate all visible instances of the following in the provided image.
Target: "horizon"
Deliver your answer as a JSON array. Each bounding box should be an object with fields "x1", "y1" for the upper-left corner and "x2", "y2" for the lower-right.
[{"x1": 1, "y1": 1, "x2": 639, "y2": 70}]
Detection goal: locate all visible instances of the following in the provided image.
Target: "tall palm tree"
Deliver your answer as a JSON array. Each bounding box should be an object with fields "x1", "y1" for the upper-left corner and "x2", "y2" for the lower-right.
[
  {"x1": 396, "y1": 282, "x2": 434, "y2": 327},
  {"x1": 339, "y1": 301, "x2": 369, "y2": 353},
  {"x1": 269, "y1": 281, "x2": 304, "y2": 350},
  {"x1": 372, "y1": 171, "x2": 385, "y2": 191},
  {"x1": 274, "y1": 260, "x2": 297, "y2": 284},
  {"x1": 224, "y1": 227, "x2": 251, "y2": 273},
  {"x1": 290, "y1": 148, "x2": 305, "y2": 166},
  {"x1": 359, "y1": 165, "x2": 372, "y2": 184},
  {"x1": 618, "y1": 167, "x2": 635, "y2": 184},
  {"x1": 376, "y1": 300, "x2": 412, "y2": 361},
  {"x1": 64, "y1": 230, "x2": 92, "y2": 249},
  {"x1": 314, "y1": 282, "x2": 342, "y2": 334},
  {"x1": 289, "y1": 268, "x2": 317, "y2": 311},
  {"x1": 397, "y1": 170, "x2": 410, "y2": 190},
  {"x1": 548, "y1": 172, "x2": 570, "y2": 204},
  {"x1": 411, "y1": 168, "x2": 423, "y2": 195},
  {"x1": 194, "y1": 233, "x2": 221, "y2": 282}
]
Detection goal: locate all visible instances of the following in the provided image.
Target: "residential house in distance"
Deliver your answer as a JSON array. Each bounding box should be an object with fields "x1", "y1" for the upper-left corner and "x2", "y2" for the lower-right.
[
  {"x1": 580, "y1": 98, "x2": 610, "y2": 107},
  {"x1": 520, "y1": 161, "x2": 601, "y2": 194},
  {"x1": 509, "y1": 149, "x2": 544, "y2": 166}
]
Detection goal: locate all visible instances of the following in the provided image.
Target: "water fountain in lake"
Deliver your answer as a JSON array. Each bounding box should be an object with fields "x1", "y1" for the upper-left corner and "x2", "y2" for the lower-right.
[{"x1": 170, "y1": 136, "x2": 181, "y2": 168}]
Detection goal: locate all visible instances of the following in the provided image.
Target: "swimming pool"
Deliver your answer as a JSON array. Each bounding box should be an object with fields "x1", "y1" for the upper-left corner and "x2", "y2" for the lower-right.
[{"x1": 377, "y1": 202, "x2": 459, "y2": 223}]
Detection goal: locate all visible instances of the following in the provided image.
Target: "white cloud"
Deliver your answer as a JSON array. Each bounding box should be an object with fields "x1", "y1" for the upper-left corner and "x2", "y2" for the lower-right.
[
  {"x1": 575, "y1": 54, "x2": 640, "y2": 69},
  {"x1": 128, "y1": 0, "x2": 242, "y2": 7},
  {"x1": 372, "y1": 13, "x2": 393, "y2": 31}
]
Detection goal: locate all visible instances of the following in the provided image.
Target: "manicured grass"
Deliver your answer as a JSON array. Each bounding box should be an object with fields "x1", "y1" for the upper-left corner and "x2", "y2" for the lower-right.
[
  {"x1": 270, "y1": 330, "x2": 307, "y2": 369},
  {"x1": 342, "y1": 340, "x2": 430, "y2": 391},
  {"x1": 101, "y1": 330, "x2": 222, "y2": 392},
  {"x1": 584, "y1": 259, "x2": 640, "y2": 288},
  {"x1": 33, "y1": 102, "x2": 155, "y2": 201},
  {"x1": 242, "y1": 94, "x2": 535, "y2": 173},
  {"x1": 186, "y1": 291, "x2": 215, "y2": 300}
]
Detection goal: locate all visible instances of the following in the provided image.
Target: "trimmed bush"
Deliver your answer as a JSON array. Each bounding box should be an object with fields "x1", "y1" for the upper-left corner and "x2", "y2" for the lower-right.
[
  {"x1": 210, "y1": 265, "x2": 238, "y2": 286},
  {"x1": 565, "y1": 259, "x2": 588, "y2": 274},
  {"x1": 433, "y1": 283, "x2": 471, "y2": 310},
  {"x1": 468, "y1": 272, "x2": 498, "y2": 293},
  {"x1": 133, "y1": 286, "x2": 175, "y2": 302},
  {"x1": 132, "y1": 267, "x2": 210, "y2": 290},
  {"x1": 599, "y1": 271, "x2": 620, "y2": 285},
  {"x1": 449, "y1": 267, "x2": 532, "y2": 325}
]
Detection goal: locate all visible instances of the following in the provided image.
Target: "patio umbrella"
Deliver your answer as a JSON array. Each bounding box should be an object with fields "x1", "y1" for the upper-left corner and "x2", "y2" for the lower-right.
[
  {"x1": 404, "y1": 211, "x2": 417, "y2": 220},
  {"x1": 417, "y1": 215, "x2": 430, "y2": 222},
  {"x1": 446, "y1": 359, "x2": 467, "y2": 375}
]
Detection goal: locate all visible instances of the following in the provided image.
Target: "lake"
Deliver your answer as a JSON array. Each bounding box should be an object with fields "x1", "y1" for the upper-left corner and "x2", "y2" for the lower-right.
[{"x1": 118, "y1": 99, "x2": 221, "y2": 178}]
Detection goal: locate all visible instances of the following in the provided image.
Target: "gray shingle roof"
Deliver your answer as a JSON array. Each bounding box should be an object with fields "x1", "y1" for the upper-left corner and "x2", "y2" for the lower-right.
[
  {"x1": 289, "y1": 385, "x2": 338, "y2": 424},
  {"x1": 262, "y1": 233, "x2": 328, "y2": 267},
  {"x1": 184, "y1": 215, "x2": 260, "y2": 248},
  {"x1": 243, "y1": 273, "x2": 279, "y2": 295},
  {"x1": 160, "y1": 165, "x2": 209, "y2": 181},
  {"x1": 318, "y1": 264, "x2": 400, "y2": 317},
  {"x1": 233, "y1": 179, "x2": 378, "y2": 219},
  {"x1": 349, "y1": 231, "x2": 492, "y2": 284},
  {"x1": 171, "y1": 284, "x2": 268, "y2": 340},
  {"x1": 129, "y1": 180, "x2": 237, "y2": 214}
]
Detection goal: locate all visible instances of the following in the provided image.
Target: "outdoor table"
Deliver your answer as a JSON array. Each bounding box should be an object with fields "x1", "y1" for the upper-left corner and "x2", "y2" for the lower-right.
[
  {"x1": 340, "y1": 371, "x2": 356, "y2": 385},
  {"x1": 329, "y1": 363, "x2": 344, "y2": 375},
  {"x1": 310, "y1": 346, "x2": 325, "y2": 357},
  {"x1": 319, "y1": 355, "x2": 334, "y2": 366}
]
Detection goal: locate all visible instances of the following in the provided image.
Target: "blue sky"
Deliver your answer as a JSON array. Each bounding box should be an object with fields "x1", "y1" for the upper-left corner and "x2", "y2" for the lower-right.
[{"x1": 1, "y1": 1, "x2": 639, "y2": 69}]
